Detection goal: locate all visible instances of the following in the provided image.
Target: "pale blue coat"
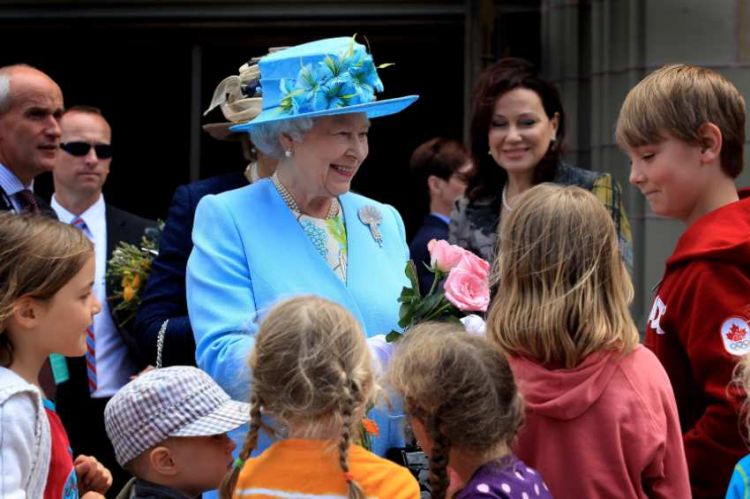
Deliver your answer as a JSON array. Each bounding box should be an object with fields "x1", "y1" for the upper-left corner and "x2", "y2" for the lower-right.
[{"x1": 186, "y1": 178, "x2": 410, "y2": 456}]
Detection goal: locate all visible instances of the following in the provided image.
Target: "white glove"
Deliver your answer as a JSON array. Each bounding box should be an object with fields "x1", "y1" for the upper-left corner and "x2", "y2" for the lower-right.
[
  {"x1": 367, "y1": 334, "x2": 394, "y2": 376},
  {"x1": 460, "y1": 314, "x2": 486, "y2": 336}
]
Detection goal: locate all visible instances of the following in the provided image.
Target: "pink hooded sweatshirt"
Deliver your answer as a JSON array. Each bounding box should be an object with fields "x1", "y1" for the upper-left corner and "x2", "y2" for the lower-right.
[{"x1": 508, "y1": 345, "x2": 691, "y2": 499}]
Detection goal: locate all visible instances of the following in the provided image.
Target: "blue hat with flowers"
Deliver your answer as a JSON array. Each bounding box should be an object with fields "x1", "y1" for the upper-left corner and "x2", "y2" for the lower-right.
[{"x1": 229, "y1": 36, "x2": 418, "y2": 132}]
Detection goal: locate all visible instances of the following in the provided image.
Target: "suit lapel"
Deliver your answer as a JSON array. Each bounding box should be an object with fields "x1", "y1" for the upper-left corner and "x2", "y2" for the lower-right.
[
  {"x1": 339, "y1": 193, "x2": 368, "y2": 323},
  {"x1": 105, "y1": 204, "x2": 120, "y2": 262},
  {"x1": 340, "y1": 193, "x2": 369, "y2": 294},
  {"x1": 0, "y1": 185, "x2": 13, "y2": 212}
]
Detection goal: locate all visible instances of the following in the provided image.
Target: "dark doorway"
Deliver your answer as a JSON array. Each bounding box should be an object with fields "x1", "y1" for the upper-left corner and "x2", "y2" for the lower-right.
[{"x1": 0, "y1": 1, "x2": 542, "y2": 240}]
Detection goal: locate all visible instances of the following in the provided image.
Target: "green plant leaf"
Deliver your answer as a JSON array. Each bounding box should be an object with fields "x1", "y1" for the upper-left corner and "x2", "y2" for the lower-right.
[
  {"x1": 404, "y1": 260, "x2": 421, "y2": 298},
  {"x1": 399, "y1": 286, "x2": 416, "y2": 303},
  {"x1": 386, "y1": 330, "x2": 402, "y2": 343},
  {"x1": 415, "y1": 292, "x2": 446, "y2": 321},
  {"x1": 398, "y1": 307, "x2": 413, "y2": 329}
]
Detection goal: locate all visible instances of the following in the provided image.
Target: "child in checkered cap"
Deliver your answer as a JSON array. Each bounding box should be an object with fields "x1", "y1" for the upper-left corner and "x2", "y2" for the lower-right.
[{"x1": 104, "y1": 365, "x2": 249, "y2": 498}]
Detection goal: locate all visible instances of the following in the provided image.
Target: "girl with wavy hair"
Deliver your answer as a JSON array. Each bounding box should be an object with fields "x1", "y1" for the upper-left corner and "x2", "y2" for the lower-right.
[
  {"x1": 487, "y1": 184, "x2": 689, "y2": 498},
  {"x1": 726, "y1": 354, "x2": 750, "y2": 498},
  {"x1": 221, "y1": 296, "x2": 419, "y2": 499}
]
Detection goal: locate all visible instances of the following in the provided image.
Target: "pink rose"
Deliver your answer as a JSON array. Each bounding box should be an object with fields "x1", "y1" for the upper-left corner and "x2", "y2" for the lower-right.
[
  {"x1": 443, "y1": 254, "x2": 491, "y2": 312},
  {"x1": 456, "y1": 250, "x2": 491, "y2": 281},
  {"x1": 427, "y1": 239, "x2": 465, "y2": 272}
]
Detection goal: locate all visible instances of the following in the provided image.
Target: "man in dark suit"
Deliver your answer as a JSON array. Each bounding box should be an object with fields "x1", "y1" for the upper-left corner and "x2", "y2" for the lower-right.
[
  {"x1": 409, "y1": 137, "x2": 472, "y2": 295},
  {"x1": 133, "y1": 56, "x2": 277, "y2": 368},
  {"x1": 50, "y1": 105, "x2": 155, "y2": 492},
  {"x1": 0, "y1": 64, "x2": 63, "y2": 217}
]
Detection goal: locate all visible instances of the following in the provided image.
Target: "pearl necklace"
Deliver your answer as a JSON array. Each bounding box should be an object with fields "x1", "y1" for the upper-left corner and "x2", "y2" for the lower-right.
[
  {"x1": 272, "y1": 174, "x2": 340, "y2": 219},
  {"x1": 501, "y1": 184, "x2": 513, "y2": 212}
]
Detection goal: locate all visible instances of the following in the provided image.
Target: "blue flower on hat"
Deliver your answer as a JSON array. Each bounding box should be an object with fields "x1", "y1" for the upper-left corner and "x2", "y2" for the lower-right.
[
  {"x1": 278, "y1": 37, "x2": 390, "y2": 115},
  {"x1": 349, "y1": 54, "x2": 384, "y2": 103},
  {"x1": 294, "y1": 64, "x2": 323, "y2": 113},
  {"x1": 279, "y1": 78, "x2": 305, "y2": 114},
  {"x1": 318, "y1": 73, "x2": 359, "y2": 109}
]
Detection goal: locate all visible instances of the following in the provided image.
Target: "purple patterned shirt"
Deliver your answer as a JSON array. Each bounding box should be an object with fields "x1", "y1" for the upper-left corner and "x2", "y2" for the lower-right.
[{"x1": 454, "y1": 454, "x2": 553, "y2": 499}]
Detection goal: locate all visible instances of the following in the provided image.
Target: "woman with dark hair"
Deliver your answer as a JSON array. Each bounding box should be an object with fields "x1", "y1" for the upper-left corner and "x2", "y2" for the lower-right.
[{"x1": 450, "y1": 58, "x2": 632, "y2": 266}]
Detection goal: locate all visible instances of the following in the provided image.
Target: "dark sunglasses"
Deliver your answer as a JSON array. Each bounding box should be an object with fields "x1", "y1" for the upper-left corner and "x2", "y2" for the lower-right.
[{"x1": 60, "y1": 141, "x2": 113, "y2": 159}]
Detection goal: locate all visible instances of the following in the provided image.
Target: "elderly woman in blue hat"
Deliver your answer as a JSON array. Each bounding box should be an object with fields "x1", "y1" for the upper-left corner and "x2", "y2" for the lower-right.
[{"x1": 186, "y1": 37, "x2": 418, "y2": 457}]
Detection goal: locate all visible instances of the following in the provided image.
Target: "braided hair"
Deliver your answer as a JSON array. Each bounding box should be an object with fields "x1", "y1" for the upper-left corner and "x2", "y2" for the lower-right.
[
  {"x1": 219, "y1": 391, "x2": 264, "y2": 498},
  {"x1": 338, "y1": 378, "x2": 366, "y2": 499},
  {"x1": 387, "y1": 322, "x2": 524, "y2": 499},
  {"x1": 222, "y1": 296, "x2": 374, "y2": 499}
]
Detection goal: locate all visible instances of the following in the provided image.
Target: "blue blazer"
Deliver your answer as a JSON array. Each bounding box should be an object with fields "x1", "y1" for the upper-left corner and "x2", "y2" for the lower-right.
[
  {"x1": 409, "y1": 213, "x2": 449, "y2": 296},
  {"x1": 187, "y1": 179, "x2": 410, "y2": 455},
  {"x1": 133, "y1": 172, "x2": 248, "y2": 367}
]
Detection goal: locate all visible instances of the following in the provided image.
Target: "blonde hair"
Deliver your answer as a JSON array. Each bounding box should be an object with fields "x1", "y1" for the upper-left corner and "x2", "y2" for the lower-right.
[
  {"x1": 487, "y1": 184, "x2": 639, "y2": 368},
  {"x1": 616, "y1": 63, "x2": 745, "y2": 178},
  {"x1": 732, "y1": 355, "x2": 750, "y2": 444},
  {"x1": 387, "y1": 322, "x2": 523, "y2": 499},
  {"x1": 0, "y1": 213, "x2": 93, "y2": 366},
  {"x1": 220, "y1": 296, "x2": 373, "y2": 499}
]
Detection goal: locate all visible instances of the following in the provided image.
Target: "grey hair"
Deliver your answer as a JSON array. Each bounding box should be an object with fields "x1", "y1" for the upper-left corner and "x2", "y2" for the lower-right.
[
  {"x1": 0, "y1": 64, "x2": 35, "y2": 114},
  {"x1": 249, "y1": 117, "x2": 315, "y2": 159}
]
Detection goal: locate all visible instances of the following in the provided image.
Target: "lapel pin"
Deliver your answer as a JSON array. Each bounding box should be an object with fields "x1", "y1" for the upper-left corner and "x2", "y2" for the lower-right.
[{"x1": 358, "y1": 205, "x2": 383, "y2": 247}]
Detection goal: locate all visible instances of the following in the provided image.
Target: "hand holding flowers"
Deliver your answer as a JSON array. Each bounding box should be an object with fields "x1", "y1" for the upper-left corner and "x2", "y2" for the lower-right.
[{"x1": 386, "y1": 240, "x2": 490, "y2": 342}]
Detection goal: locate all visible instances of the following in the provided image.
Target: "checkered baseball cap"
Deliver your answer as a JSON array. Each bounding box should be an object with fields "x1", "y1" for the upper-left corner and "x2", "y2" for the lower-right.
[{"x1": 104, "y1": 366, "x2": 250, "y2": 467}]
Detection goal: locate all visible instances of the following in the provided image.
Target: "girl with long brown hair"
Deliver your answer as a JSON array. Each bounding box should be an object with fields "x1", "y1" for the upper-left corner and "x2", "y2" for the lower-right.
[{"x1": 488, "y1": 184, "x2": 689, "y2": 498}]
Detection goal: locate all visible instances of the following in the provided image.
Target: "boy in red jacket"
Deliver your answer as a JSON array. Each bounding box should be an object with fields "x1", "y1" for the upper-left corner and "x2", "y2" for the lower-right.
[{"x1": 616, "y1": 64, "x2": 750, "y2": 498}]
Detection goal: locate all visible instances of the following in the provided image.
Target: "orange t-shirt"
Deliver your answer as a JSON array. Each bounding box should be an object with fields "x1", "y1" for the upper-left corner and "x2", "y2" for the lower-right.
[{"x1": 233, "y1": 439, "x2": 419, "y2": 499}]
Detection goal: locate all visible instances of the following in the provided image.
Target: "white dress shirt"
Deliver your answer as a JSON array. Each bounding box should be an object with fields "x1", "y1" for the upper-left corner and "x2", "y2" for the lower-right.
[{"x1": 51, "y1": 194, "x2": 136, "y2": 398}]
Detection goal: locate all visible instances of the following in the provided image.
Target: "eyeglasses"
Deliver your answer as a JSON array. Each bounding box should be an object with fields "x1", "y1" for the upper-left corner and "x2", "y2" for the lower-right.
[{"x1": 60, "y1": 142, "x2": 113, "y2": 159}]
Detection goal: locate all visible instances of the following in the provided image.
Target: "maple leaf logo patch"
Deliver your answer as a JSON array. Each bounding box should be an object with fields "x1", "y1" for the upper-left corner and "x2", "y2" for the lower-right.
[
  {"x1": 721, "y1": 317, "x2": 750, "y2": 356},
  {"x1": 727, "y1": 323, "x2": 747, "y2": 342}
]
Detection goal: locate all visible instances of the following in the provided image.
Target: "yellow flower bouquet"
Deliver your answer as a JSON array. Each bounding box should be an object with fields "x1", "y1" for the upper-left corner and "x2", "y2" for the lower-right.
[{"x1": 106, "y1": 223, "x2": 163, "y2": 328}]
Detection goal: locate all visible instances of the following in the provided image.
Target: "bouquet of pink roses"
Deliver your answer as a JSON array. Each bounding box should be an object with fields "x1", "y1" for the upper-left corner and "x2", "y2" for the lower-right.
[{"x1": 386, "y1": 239, "x2": 491, "y2": 342}]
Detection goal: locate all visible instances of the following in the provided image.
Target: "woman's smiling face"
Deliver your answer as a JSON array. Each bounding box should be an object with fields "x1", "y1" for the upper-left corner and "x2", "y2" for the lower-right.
[
  {"x1": 488, "y1": 87, "x2": 558, "y2": 178},
  {"x1": 288, "y1": 113, "x2": 370, "y2": 198}
]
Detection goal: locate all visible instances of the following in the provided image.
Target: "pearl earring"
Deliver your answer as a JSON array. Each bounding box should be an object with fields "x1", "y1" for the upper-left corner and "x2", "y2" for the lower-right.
[
  {"x1": 285, "y1": 150, "x2": 293, "y2": 158},
  {"x1": 487, "y1": 149, "x2": 492, "y2": 156}
]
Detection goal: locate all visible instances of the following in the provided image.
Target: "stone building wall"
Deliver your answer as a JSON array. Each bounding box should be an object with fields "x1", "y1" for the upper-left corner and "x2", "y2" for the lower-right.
[{"x1": 540, "y1": 0, "x2": 750, "y2": 324}]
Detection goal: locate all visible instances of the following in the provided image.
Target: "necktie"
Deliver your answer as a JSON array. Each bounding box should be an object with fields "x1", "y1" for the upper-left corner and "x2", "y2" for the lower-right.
[
  {"x1": 16, "y1": 189, "x2": 40, "y2": 214},
  {"x1": 71, "y1": 216, "x2": 97, "y2": 393}
]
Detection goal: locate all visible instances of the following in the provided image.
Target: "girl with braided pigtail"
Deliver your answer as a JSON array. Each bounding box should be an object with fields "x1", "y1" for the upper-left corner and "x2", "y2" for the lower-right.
[
  {"x1": 425, "y1": 417, "x2": 451, "y2": 498},
  {"x1": 219, "y1": 393, "x2": 263, "y2": 498},
  {"x1": 388, "y1": 322, "x2": 551, "y2": 498},
  {"x1": 223, "y1": 296, "x2": 419, "y2": 499},
  {"x1": 337, "y1": 379, "x2": 366, "y2": 499}
]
